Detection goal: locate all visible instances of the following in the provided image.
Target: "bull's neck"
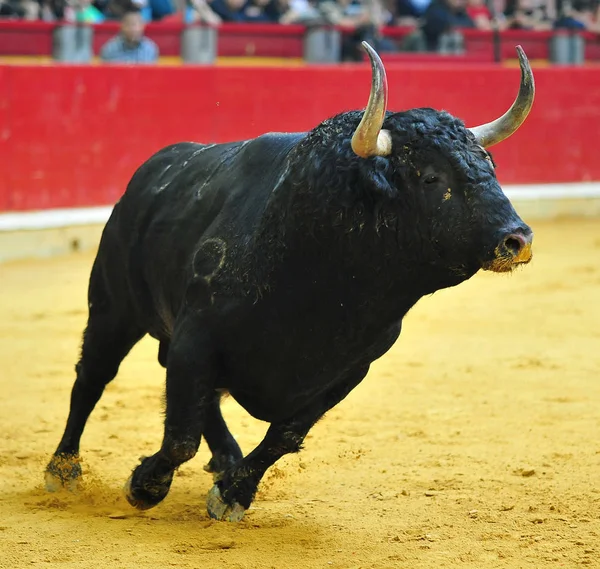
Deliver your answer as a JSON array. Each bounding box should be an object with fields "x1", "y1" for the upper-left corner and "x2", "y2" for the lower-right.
[
  {"x1": 251, "y1": 215, "x2": 432, "y2": 325},
  {"x1": 247, "y1": 175, "x2": 471, "y2": 319}
]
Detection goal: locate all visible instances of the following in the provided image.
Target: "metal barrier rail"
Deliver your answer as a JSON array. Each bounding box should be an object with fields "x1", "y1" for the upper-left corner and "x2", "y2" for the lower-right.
[{"x1": 0, "y1": 20, "x2": 596, "y2": 64}]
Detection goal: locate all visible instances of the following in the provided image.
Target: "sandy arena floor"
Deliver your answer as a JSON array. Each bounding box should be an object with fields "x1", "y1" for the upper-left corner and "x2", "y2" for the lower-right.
[{"x1": 1, "y1": 218, "x2": 599, "y2": 569}]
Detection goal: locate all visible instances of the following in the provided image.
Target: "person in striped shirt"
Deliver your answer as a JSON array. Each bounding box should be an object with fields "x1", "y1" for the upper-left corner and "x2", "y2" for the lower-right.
[{"x1": 100, "y1": 7, "x2": 159, "y2": 63}]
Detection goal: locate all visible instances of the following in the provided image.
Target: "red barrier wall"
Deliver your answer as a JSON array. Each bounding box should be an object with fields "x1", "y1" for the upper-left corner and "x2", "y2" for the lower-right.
[{"x1": 1, "y1": 63, "x2": 599, "y2": 212}]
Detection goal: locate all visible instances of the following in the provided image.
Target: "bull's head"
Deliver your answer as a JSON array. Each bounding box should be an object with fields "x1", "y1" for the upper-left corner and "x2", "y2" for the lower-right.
[{"x1": 350, "y1": 42, "x2": 534, "y2": 276}]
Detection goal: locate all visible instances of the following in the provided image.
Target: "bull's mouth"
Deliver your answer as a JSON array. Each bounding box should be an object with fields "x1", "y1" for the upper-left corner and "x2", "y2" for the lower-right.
[{"x1": 482, "y1": 241, "x2": 533, "y2": 273}]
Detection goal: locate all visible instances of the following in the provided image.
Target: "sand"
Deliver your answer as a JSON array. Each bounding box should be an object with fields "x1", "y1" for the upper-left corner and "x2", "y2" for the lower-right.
[{"x1": 1, "y1": 218, "x2": 599, "y2": 569}]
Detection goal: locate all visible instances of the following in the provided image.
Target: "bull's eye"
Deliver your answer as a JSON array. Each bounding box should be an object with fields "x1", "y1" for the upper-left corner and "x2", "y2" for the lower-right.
[{"x1": 424, "y1": 175, "x2": 438, "y2": 184}]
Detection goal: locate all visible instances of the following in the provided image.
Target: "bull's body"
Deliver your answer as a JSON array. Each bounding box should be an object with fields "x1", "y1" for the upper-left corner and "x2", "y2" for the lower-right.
[
  {"x1": 109, "y1": 131, "x2": 404, "y2": 422},
  {"x1": 46, "y1": 44, "x2": 536, "y2": 522}
]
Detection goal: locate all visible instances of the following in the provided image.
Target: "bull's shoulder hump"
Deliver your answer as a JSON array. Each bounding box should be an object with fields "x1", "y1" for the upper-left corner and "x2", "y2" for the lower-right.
[
  {"x1": 253, "y1": 132, "x2": 307, "y2": 151},
  {"x1": 152, "y1": 141, "x2": 207, "y2": 159},
  {"x1": 228, "y1": 132, "x2": 306, "y2": 169},
  {"x1": 148, "y1": 133, "x2": 305, "y2": 165},
  {"x1": 129, "y1": 133, "x2": 306, "y2": 194}
]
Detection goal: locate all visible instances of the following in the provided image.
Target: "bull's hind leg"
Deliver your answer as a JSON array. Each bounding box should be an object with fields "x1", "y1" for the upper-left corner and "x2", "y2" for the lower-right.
[
  {"x1": 202, "y1": 395, "x2": 243, "y2": 481},
  {"x1": 45, "y1": 272, "x2": 145, "y2": 492},
  {"x1": 206, "y1": 366, "x2": 370, "y2": 522},
  {"x1": 124, "y1": 314, "x2": 217, "y2": 510},
  {"x1": 156, "y1": 343, "x2": 241, "y2": 481}
]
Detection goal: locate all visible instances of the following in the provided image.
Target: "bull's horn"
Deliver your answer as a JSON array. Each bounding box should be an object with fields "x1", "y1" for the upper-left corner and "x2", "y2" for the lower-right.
[
  {"x1": 351, "y1": 42, "x2": 392, "y2": 158},
  {"x1": 468, "y1": 46, "x2": 535, "y2": 148}
]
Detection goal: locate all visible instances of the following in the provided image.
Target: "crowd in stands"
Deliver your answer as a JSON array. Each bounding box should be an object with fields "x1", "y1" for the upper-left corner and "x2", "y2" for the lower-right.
[
  {"x1": 1, "y1": 0, "x2": 599, "y2": 30},
  {"x1": 1, "y1": 0, "x2": 599, "y2": 62}
]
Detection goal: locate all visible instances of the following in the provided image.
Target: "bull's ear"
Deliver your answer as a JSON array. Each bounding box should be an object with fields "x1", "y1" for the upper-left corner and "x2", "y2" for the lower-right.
[{"x1": 360, "y1": 157, "x2": 396, "y2": 196}]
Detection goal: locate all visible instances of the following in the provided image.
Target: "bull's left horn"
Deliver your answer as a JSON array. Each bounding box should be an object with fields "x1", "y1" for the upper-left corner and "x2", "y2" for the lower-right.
[
  {"x1": 468, "y1": 46, "x2": 535, "y2": 148},
  {"x1": 351, "y1": 42, "x2": 392, "y2": 158}
]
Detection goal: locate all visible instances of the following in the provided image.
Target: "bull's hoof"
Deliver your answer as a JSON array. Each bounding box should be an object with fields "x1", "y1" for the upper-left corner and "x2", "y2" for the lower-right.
[
  {"x1": 206, "y1": 485, "x2": 246, "y2": 522},
  {"x1": 45, "y1": 454, "x2": 82, "y2": 492},
  {"x1": 123, "y1": 471, "x2": 173, "y2": 511}
]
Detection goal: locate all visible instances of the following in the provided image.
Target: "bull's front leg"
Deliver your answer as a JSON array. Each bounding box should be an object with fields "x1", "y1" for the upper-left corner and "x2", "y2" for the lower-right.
[
  {"x1": 206, "y1": 366, "x2": 370, "y2": 522},
  {"x1": 124, "y1": 315, "x2": 217, "y2": 510}
]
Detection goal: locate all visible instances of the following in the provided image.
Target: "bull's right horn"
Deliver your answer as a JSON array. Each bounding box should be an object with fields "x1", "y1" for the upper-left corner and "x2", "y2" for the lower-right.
[
  {"x1": 468, "y1": 46, "x2": 535, "y2": 148},
  {"x1": 351, "y1": 42, "x2": 393, "y2": 159}
]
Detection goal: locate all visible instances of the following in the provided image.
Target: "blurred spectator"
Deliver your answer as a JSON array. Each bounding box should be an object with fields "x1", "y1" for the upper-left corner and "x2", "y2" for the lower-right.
[
  {"x1": 421, "y1": 0, "x2": 474, "y2": 50},
  {"x1": 244, "y1": 0, "x2": 278, "y2": 20},
  {"x1": 396, "y1": 0, "x2": 431, "y2": 25},
  {"x1": 554, "y1": 0, "x2": 595, "y2": 29},
  {"x1": 71, "y1": 0, "x2": 106, "y2": 21},
  {"x1": 40, "y1": 0, "x2": 108, "y2": 21},
  {"x1": 590, "y1": 0, "x2": 600, "y2": 30},
  {"x1": 276, "y1": 0, "x2": 323, "y2": 23},
  {"x1": 0, "y1": 0, "x2": 39, "y2": 18},
  {"x1": 184, "y1": 0, "x2": 324, "y2": 23},
  {"x1": 319, "y1": 0, "x2": 372, "y2": 26},
  {"x1": 209, "y1": 0, "x2": 251, "y2": 20},
  {"x1": 104, "y1": 0, "x2": 152, "y2": 20},
  {"x1": 317, "y1": 0, "x2": 396, "y2": 60},
  {"x1": 504, "y1": 0, "x2": 554, "y2": 29},
  {"x1": 100, "y1": 7, "x2": 159, "y2": 62},
  {"x1": 185, "y1": 0, "x2": 222, "y2": 23},
  {"x1": 466, "y1": 0, "x2": 493, "y2": 28},
  {"x1": 39, "y1": 0, "x2": 66, "y2": 20},
  {"x1": 148, "y1": 0, "x2": 177, "y2": 19},
  {"x1": 206, "y1": 0, "x2": 315, "y2": 22}
]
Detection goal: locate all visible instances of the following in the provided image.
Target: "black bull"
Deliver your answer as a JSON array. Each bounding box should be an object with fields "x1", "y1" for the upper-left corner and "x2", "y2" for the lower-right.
[{"x1": 46, "y1": 43, "x2": 535, "y2": 522}]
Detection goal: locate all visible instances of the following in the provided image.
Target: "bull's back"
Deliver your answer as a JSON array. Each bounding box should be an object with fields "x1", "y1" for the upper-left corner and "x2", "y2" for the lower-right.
[
  {"x1": 117, "y1": 133, "x2": 302, "y2": 250},
  {"x1": 96, "y1": 133, "x2": 303, "y2": 333}
]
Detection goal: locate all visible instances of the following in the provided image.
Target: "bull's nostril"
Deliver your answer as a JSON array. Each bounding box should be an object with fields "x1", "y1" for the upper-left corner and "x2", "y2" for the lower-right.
[
  {"x1": 504, "y1": 237, "x2": 523, "y2": 255},
  {"x1": 490, "y1": 230, "x2": 532, "y2": 270}
]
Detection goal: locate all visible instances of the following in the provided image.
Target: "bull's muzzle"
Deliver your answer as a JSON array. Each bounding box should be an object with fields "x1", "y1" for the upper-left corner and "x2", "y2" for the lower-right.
[{"x1": 484, "y1": 228, "x2": 534, "y2": 273}]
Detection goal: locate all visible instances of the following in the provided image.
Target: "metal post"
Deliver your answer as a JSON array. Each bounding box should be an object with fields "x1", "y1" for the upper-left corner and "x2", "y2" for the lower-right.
[
  {"x1": 181, "y1": 26, "x2": 217, "y2": 64},
  {"x1": 570, "y1": 31, "x2": 585, "y2": 65},
  {"x1": 550, "y1": 30, "x2": 571, "y2": 65},
  {"x1": 303, "y1": 27, "x2": 341, "y2": 64},
  {"x1": 491, "y1": 22, "x2": 501, "y2": 63},
  {"x1": 53, "y1": 25, "x2": 93, "y2": 63},
  {"x1": 488, "y1": 0, "x2": 502, "y2": 64}
]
